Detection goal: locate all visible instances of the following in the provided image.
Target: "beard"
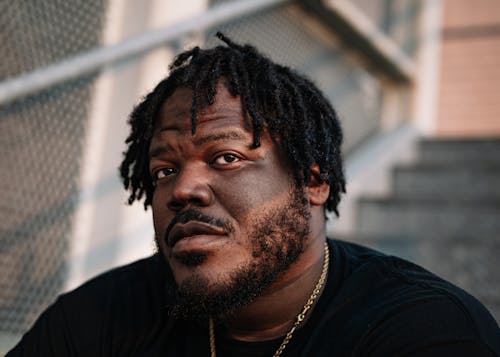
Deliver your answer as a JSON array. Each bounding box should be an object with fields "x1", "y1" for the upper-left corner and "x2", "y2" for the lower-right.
[{"x1": 162, "y1": 186, "x2": 311, "y2": 322}]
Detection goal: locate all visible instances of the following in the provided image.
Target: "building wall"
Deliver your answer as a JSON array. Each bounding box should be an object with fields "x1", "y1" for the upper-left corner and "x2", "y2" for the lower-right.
[{"x1": 436, "y1": 0, "x2": 500, "y2": 137}]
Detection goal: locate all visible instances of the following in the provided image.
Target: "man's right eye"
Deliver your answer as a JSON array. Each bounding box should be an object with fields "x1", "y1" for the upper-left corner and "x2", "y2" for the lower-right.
[{"x1": 153, "y1": 167, "x2": 177, "y2": 181}]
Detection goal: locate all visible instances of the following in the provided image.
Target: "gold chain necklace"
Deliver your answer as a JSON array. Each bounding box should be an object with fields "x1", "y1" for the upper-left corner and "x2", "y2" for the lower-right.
[{"x1": 209, "y1": 242, "x2": 329, "y2": 357}]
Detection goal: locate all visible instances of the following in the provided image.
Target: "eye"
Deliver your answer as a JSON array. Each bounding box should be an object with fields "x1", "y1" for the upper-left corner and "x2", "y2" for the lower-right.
[
  {"x1": 212, "y1": 153, "x2": 242, "y2": 167},
  {"x1": 152, "y1": 167, "x2": 178, "y2": 181}
]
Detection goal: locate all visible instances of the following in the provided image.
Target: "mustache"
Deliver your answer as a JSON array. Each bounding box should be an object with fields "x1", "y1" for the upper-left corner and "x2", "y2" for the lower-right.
[{"x1": 164, "y1": 209, "x2": 234, "y2": 243}]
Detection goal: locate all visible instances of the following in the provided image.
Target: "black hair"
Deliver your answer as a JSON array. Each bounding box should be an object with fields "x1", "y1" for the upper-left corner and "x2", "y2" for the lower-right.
[{"x1": 119, "y1": 32, "x2": 345, "y2": 215}]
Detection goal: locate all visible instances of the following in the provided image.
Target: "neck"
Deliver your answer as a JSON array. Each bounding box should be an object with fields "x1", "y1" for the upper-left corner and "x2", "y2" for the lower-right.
[{"x1": 220, "y1": 235, "x2": 327, "y2": 342}]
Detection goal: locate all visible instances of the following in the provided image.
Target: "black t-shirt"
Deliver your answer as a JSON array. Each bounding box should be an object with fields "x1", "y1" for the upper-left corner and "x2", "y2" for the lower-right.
[{"x1": 7, "y1": 239, "x2": 500, "y2": 356}]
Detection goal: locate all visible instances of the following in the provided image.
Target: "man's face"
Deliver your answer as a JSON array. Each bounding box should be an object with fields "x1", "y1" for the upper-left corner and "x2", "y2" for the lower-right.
[{"x1": 149, "y1": 84, "x2": 311, "y2": 319}]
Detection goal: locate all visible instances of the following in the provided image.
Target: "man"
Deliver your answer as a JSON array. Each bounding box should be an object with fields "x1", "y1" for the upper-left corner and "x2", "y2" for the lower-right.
[{"x1": 8, "y1": 33, "x2": 499, "y2": 356}]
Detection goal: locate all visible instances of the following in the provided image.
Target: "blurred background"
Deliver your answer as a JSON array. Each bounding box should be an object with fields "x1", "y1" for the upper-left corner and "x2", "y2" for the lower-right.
[{"x1": 1, "y1": 0, "x2": 499, "y2": 353}]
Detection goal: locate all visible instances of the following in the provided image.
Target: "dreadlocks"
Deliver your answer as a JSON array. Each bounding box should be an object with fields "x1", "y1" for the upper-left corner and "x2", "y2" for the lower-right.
[{"x1": 119, "y1": 32, "x2": 346, "y2": 215}]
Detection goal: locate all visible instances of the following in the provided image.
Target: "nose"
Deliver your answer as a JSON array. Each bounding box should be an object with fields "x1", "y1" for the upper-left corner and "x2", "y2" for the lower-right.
[{"x1": 166, "y1": 163, "x2": 213, "y2": 211}]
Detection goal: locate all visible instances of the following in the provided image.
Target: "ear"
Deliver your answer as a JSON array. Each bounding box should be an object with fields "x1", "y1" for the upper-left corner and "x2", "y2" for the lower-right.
[{"x1": 307, "y1": 164, "x2": 330, "y2": 206}]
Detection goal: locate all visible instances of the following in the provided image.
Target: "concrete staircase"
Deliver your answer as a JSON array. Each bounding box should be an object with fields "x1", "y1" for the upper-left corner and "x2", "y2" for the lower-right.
[{"x1": 352, "y1": 138, "x2": 500, "y2": 321}]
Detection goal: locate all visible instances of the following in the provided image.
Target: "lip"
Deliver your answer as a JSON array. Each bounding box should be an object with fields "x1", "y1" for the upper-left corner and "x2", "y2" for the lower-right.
[{"x1": 167, "y1": 221, "x2": 228, "y2": 248}]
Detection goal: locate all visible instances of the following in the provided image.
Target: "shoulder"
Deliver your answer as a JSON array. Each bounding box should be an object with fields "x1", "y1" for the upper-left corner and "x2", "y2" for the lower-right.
[
  {"x1": 7, "y1": 255, "x2": 175, "y2": 356},
  {"x1": 62, "y1": 254, "x2": 170, "y2": 304},
  {"x1": 321, "y1": 239, "x2": 500, "y2": 356},
  {"x1": 58, "y1": 254, "x2": 174, "y2": 333}
]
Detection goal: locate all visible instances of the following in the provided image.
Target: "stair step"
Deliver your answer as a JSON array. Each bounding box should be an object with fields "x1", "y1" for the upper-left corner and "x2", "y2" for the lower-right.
[
  {"x1": 356, "y1": 198, "x2": 500, "y2": 237},
  {"x1": 348, "y1": 138, "x2": 500, "y2": 322},
  {"x1": 392, "y1": 164, "x2": 500, "y2": 199},
  {"x1": 418, "y1": 138, "x2": 500, "y2": 165}
]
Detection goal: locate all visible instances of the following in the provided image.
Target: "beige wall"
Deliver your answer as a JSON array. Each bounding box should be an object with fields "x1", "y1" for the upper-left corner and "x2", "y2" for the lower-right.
[{"x1": 436, "y1": 0, "x2": 500, "y2": 137}]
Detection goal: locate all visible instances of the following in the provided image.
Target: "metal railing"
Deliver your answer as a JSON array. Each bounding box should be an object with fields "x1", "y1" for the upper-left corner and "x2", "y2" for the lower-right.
[{"x1": 0, "y1": 0, "x2": 288, "y2": 105}]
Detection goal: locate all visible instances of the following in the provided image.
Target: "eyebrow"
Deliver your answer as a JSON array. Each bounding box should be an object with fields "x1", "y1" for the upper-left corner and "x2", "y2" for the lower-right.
[{"x1": 149, "y1": 131, "x2": 250, "y2": 158}]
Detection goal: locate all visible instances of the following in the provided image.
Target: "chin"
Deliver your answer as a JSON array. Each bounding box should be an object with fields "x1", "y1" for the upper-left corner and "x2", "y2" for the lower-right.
[
  {"x1": 172, "y1": 250, "x2": 210, "y2": 267},
  {"x1": 169, "y1": 261, "x2": 264, "y2": 321},
  {"x1": 169, "y1": 252, "x2": 224, "y2": 288}
]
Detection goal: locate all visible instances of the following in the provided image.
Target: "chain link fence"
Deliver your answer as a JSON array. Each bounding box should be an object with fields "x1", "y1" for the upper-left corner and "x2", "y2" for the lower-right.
[{"x1": 0, "y1": 0, "x2": 107, "y2": 338}]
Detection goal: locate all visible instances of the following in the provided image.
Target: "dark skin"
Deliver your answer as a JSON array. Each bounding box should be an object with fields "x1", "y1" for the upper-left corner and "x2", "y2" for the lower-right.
[{"x1": 149, "y1": 83, "x2": 330, "y2": 341}]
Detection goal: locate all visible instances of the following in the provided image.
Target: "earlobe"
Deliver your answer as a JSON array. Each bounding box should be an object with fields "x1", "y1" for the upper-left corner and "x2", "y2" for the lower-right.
[{"x1": 307, "y1": 164, "x2": 330, "y2": 206}]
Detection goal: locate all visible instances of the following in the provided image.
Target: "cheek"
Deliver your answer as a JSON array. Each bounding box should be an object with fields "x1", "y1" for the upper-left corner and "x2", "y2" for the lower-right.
[
  {"x1": 215, "y1": 163, "x2": 293, "y2": 219},
  {"x1": 151, "y1": 191, "x2": 173, "y2": 239}
]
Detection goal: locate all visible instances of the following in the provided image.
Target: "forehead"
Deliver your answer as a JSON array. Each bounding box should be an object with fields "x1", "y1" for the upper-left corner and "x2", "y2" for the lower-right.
[{"x1": 155, "y1": 84, "x2": 245, "y2": 133}]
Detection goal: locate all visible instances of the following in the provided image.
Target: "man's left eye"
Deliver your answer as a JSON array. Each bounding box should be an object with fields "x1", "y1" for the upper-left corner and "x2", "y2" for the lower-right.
[{"x1": 212, "y1": 153, "x2": 241, "y2": 166}]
